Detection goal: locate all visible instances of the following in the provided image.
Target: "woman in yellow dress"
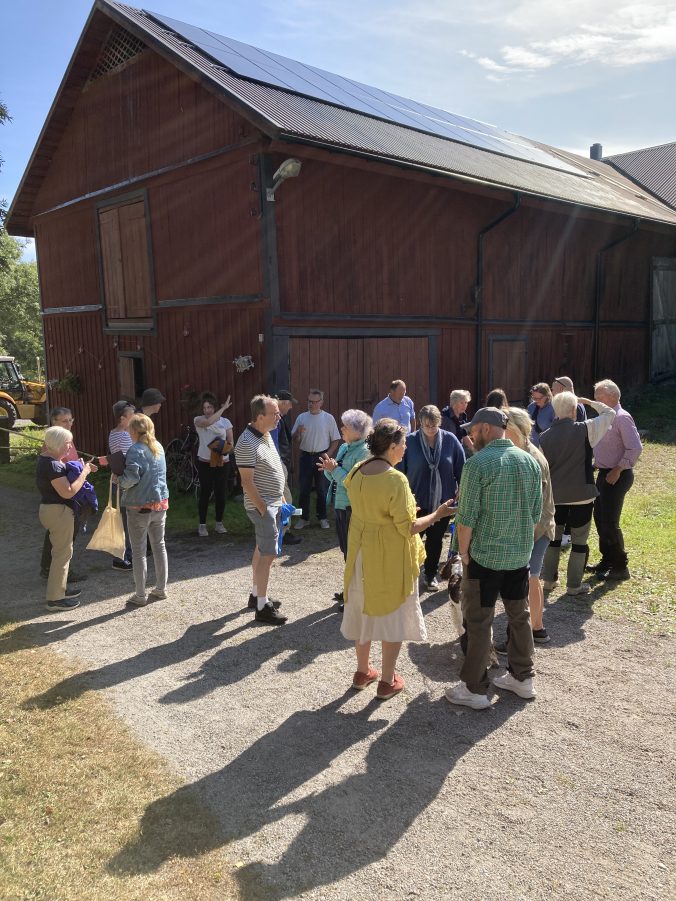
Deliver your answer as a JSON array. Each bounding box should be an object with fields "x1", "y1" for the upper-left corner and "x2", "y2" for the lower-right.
[{"x1": 342, "y1": 419, "x2": 455, "y2": 699}]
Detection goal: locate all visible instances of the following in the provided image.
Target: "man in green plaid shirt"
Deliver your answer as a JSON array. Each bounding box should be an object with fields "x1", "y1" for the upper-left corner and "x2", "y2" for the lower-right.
[{"x1": 446, "y1": 408, "x2": 542, "y2": 710}]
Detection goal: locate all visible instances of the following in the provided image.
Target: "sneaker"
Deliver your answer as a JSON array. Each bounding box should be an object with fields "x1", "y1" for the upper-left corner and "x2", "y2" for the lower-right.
[
  {"x1": 492, "y1": 672, "x2": 536, "y2": 699},
  {"x1": 600, "y1": 566, "x2": 631, "y2": 581},
  {"x1": 126, "y1": 594, "x2": 148, "y2": 607},
  {"x1": 319, "y1": 519, "x2": 331, "y2": 530},
  {"x1": 561, "y1": 533, "x2": 571, "y2": 549},
  {"x1": 376, "y1": 674, "x2": 405, "y2": 700},
  {"x1": 197, "y1": 524, "x2": 208, "y2": 537},
  {"x1": 247, "y1": 594, "x2": 282, "y2": 610},
  {"x1": 445, "y1": 682, "x2": 491, "y2": 710},
  {"x1": 255, "y1": 602, "x2": 288, "y2": 625},
  {"x1": 352, "y1": 667, "x2": 379, "y2": 690},
  {"x1": 566, "y1": 583, "x2": 591, "y2": 595},
  {"x1": 284, "y1": 533, "x2": 302, "y2": 545},
  {"x1": 543, "y1": 579, "x2": 559, "y2": 591},
  {"x1": 64, "y1": 587, "x2": 82, "y2": 599},
  {"x1": 149, "y1": 588, "x2": 167, "y2": 600},
  {"x1": 294, "y1": 519, "x2": 308, "y2": 530},
  {"x1": 532, "y1": 628, "x2": 551, "y2": 644},
  {"x1": 425, "y1": 575, "x2": 441, "y2": 592},
  {"x1": 494, "y1": 641, "x2": 508, "y2": 655},
  {"x1": 46, "y1": 597, "x2": 81, "y2": 610},
  {"x1": 112, "y1": 560, "x2": 133, "y2": 572},
  {"x1": 214, "y1": 522, "x2": 227, "y2": 534}
]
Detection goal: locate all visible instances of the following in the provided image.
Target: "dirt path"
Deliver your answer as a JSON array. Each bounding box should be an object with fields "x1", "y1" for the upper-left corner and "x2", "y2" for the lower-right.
[{"x1": 2, "y1": 485, "x2": 674, "y2": 901}]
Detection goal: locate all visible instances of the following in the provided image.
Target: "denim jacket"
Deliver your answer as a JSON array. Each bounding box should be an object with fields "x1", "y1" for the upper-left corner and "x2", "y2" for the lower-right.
[{"x1": 119, "y1": 442, "x2": 168, "y2": 507}]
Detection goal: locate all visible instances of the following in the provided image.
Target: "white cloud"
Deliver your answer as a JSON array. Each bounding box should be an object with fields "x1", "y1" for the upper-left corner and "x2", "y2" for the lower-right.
[{"x1": 472, "y1": 2, "x2": 676, "y2": 77}]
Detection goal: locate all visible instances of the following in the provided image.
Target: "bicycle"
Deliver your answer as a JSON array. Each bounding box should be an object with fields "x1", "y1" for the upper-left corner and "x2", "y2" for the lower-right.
[{"x1": 165, "y1": 424, "x2": 200, "y2": 496}]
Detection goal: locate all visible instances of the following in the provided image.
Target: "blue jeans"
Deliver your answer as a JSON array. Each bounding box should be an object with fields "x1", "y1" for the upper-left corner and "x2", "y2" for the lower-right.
[
  {"x1": 298, "y1": 451, "x2": 328, "y2": 521},
  {"x1": 126, "y1": 509, "x2": 167, "y2": 600}
]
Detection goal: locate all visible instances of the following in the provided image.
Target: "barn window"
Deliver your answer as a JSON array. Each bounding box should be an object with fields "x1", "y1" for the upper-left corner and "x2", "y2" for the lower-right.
[{"x1": 97, "y1": 197, "x2": 154, "y2": 327}]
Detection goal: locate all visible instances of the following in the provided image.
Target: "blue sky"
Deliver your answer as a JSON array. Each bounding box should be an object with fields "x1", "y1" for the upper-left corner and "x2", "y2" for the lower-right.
[{"x1": 2, "y1": 0, "x2": 676, "y2": 259}]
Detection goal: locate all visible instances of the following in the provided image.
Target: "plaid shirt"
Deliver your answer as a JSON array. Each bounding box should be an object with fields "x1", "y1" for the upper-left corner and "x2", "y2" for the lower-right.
[{"x1": 456, "y1": 439, "x2": 542, "y2": 571}]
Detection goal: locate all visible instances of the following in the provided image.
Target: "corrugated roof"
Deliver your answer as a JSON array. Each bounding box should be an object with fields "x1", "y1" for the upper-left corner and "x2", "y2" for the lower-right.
[
  {"x1": 605, "y1": 142, "x2": 676, "y2": 210},
  {"x1": 7, "y1": 0, "x2": 676, "y2": 235}
]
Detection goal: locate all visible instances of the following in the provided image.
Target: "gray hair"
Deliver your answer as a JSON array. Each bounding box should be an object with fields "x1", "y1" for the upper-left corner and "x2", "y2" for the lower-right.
[
  {"x1": 594, "y1": 379, "x2": 621, "y2": 400},
  {"x1": 450, "y1": 389, "x2": 471, "y2": 406},
  {"x1": 552, "y1": 391, "x2": 578, "y2": 419},
  {"x1": 419, "y1": 404, "x2": 442, "y2": 427},
  {"x1": 44, "y1": 425, "x2": 73, "y2": 453},
  {"x1": 505, "y1": 406, "x2": 533, "y2": 441},
  {"x1": 341, "y1": 408, "x2": 372, "y2": 438}
]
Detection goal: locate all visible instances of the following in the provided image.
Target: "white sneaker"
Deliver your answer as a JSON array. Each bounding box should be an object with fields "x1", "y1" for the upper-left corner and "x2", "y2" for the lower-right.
[
  {"x1": 492, "y1": 672, "x2": 536, "y2": 699},
  {"x1": 566, "y1": 583, "x2": 590, "y2": 596},
  {"x1": 197, "y1": 524, "x2": 208, "y2": 537},
  {"x1": 445, "y1": 682, "x2": 491, "y2": 710},
  {"x1": 149, "y1": 588, "x2": 167, "y2": 600},
  {"x1": 561, "y1": 533, "x2": 571, "y2": 548},
  {"x1": 295, "y1": 519, "x2": 307, "y2": 530},
  {"x1": 214, "y1": 522, "x2": 227, "y2": 534},
  {"x1": 319, "y1": 519, "x2": 331, "y2": 530}
]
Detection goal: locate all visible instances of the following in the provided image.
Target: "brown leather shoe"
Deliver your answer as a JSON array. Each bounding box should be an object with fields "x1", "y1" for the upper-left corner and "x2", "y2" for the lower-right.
[{"x1": 376, "y1": 674, "x2": 405, "y2": 700}]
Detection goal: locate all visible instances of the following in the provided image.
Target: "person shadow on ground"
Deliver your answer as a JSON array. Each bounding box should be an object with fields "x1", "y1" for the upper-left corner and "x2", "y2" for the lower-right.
[{"x1": 108, "y1": 692, "x2": 517, "y2": 899}]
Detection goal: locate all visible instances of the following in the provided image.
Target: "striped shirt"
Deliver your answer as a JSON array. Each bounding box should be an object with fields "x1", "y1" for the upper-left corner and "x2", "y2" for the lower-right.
[
  {"x1": 108, "y1": 429, "x2": 133, "y2": 456},
  {"x1": 456, "y1": 438, "x2": 542, "y2": 571},
  {"x1": 234, "y1": 425, "x2": 285, "y2": 512}
]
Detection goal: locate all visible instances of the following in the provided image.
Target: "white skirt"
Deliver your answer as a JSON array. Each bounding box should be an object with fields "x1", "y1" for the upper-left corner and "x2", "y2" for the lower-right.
[{"x1": 341, "y1": 550, "x2": 428, "y2": 643}]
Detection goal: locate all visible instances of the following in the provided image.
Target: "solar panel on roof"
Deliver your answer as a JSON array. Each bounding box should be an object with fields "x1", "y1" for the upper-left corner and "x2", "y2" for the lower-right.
[{"x1": 148, "y1": 9, "x2": 588, "y2": 177}]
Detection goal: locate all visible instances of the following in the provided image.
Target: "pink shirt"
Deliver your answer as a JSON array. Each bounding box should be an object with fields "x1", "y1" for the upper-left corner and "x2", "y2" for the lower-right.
[{"x1": 593, "y1": 404, "x2": 642, "y2": 470}]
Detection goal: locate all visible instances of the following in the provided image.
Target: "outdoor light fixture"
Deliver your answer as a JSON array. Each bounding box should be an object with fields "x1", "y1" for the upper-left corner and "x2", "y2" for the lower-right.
[{"x1": 266, "y1": 158, "x2": 302, "y2": 201}]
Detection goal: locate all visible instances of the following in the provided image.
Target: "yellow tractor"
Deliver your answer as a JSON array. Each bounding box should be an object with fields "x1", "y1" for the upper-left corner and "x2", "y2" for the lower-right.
[{"x1": 0, "y1": 356, "x2": 47, "y2": 428}]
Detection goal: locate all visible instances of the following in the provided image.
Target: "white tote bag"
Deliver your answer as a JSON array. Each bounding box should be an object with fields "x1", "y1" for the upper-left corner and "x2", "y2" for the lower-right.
[{"x1": 87, "y1": 477, "x2": 126, "y2": 558}]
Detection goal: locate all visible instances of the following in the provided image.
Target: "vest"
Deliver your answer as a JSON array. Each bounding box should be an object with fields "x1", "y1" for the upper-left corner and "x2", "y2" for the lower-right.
[{"x1": 539, "y1": 419, "x2": 597, "y2": 505}]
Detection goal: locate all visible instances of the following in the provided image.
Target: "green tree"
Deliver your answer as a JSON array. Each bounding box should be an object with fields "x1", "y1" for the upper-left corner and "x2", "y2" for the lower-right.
[{"x1": 0, "y1": 99, "x2": 43, "y2": 378}]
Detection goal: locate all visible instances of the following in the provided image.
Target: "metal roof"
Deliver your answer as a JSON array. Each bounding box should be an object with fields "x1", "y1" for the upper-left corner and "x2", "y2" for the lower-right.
[
  {"x1": 605, "y1": 142, "x2": 676, "y2": 210},
  {"x1": 7, "y1": 0, "x2": 676, "y2": 235}
]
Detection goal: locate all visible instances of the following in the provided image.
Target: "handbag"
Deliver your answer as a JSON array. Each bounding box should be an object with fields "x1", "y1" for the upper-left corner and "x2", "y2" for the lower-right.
[{"x1": 86, "y1": 477, "x2": 126, "y2": 558}]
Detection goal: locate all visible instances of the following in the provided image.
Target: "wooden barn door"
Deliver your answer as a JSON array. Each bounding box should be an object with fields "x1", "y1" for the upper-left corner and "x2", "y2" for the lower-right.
[
  {"x1": 651, "y1": 258, "x2": 676, "y2": 381},
  {"x1": 288, "y1": 336, "x2": 431, "y2": 423},
  {"x1": 488, "y1": 336, "x2": 528, "y2": 406}
]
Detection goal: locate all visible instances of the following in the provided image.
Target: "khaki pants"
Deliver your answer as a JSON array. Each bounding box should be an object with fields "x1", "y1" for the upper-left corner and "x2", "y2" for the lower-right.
[{"x1": 39, "y1": 504, "x2": 75, "y2": 601}]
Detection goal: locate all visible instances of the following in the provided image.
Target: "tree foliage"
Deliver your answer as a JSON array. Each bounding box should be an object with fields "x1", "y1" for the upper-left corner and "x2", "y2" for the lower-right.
[{"x1": 0, "y1": 230, "x2": 43, "y2": 378}]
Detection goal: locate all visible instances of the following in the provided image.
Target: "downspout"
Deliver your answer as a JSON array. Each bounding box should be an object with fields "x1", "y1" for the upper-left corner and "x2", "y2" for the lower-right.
[
  {"x1": 593, "y1": 218, "x2": 640, "y2": 381},
  {"x1": 470, "y1": 194, "x2": 521, "y2": 401}
]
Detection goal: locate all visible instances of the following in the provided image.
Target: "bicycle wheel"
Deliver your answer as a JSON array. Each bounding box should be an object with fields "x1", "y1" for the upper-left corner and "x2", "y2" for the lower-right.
[{"x1": 165, "y1": 441, "x2": 194, "y2": 492}]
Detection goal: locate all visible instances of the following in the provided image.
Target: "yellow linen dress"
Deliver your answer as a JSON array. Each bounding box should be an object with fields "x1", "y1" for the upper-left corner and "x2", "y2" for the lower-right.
[{"x1": 341, "y1": 465, "x2": 427, "y2": 643}]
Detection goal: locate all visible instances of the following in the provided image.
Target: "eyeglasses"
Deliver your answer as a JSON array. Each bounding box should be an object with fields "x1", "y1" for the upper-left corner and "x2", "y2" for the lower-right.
[{"x1": 308, "y1": 399, "x2": 321, "y2": 405}]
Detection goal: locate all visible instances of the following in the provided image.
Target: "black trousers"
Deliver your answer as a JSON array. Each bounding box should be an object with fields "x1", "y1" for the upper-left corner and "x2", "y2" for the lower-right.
[
  {"x1": 298, "y1": 451, "x2": 328, "y2": 521},
  {"x1": 335, "y1": 506, "x2": 352, "y2": 560},
  {"x1": 594, "y1": 468, "x2": 634, "y2": 569},
  {"x1": 418, "y1": 511, "x2": 451, "y2": 579},
  {"x1": 197, "y1": 460, "x2": 228, "y2": 523}
]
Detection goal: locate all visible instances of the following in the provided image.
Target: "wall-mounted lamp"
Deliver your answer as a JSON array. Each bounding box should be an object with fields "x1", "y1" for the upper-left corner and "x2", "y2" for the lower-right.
[{"x1": 266, "y1": 158, "x2": 302, "y2": 201}]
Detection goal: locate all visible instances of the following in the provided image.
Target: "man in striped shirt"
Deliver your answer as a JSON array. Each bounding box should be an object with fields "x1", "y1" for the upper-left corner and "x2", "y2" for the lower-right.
[
  {"x1": 234, "y1": 395, "x2": 288, "y2": 625},
  {"x1": 446, "y1": 407, "x2": 542, "y2": 710}
]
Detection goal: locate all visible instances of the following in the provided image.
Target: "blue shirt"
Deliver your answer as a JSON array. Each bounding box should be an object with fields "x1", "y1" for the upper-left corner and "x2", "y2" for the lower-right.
[{"x1": 372, "y1": 394, "x2": 416, "y2": 432}]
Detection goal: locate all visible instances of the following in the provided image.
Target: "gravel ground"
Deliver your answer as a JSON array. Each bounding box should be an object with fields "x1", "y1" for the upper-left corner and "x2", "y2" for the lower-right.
[{"x1": 3, "y1": 485, "x2": 674, "y2": 901}]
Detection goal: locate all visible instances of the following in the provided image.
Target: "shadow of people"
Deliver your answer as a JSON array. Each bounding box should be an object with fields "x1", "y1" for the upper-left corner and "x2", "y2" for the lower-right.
[{"x1": 108, "y1": 692, "x2": 515, "y2": 898}]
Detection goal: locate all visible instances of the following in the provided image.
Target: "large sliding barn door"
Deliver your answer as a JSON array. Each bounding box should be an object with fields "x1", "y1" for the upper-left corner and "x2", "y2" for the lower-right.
[
  {"x1": 651, "y1": 258, "x2": 676, "y2": 381},
  {"x1": 288, "y1": 336, "x2": 431, "y2": 421}
]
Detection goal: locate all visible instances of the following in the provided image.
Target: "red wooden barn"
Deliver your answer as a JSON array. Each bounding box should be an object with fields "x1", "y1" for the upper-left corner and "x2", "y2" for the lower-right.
[{"x1": 7, "y1": 0, "x2": 676, "y2": 451}]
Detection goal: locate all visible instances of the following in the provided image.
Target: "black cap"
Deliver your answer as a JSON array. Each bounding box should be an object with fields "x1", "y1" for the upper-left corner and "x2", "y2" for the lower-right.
[
  {"x1": 275, "y1": 389, "x2": 298, "y2": 403},
  {"x1": 140, "y1": 388, "x2": 166, "y2": 406},
  {"x1": 462, "y1": 407, "x2": 508, "y2": 430}
]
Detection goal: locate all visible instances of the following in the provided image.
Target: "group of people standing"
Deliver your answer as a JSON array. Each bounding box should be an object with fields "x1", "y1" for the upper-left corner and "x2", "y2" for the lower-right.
[{"x1": 37, "y1": 373, "x2": 642, "y2": 708}]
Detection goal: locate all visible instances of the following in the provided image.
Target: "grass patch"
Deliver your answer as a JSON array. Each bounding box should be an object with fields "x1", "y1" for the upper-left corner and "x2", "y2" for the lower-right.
[{"x1": 0, "y1": 619, "x2": 238, "y2": 900}]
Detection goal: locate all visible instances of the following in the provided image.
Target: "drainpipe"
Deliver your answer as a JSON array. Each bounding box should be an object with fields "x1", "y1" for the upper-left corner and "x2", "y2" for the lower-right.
[
  {"x1": 470, "y1": 194, "x2": 521, "y2": 401},
  {"x1": 593, "y1": 219, "x2": 640, "y2": 381}
]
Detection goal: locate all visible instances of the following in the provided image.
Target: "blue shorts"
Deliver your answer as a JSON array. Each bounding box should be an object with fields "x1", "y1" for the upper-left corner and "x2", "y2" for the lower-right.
[{"x1": 529, "y1": 534, "x2": 550, "y2": 578}]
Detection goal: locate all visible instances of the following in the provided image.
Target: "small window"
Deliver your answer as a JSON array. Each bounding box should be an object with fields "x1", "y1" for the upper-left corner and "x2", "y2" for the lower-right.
[{"x1": 98, "y1": 197, "x2": 153, "y2": 326}]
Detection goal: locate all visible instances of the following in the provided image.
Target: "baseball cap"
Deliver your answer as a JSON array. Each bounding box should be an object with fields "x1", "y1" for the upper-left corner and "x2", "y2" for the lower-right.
[
  {"x1": 553, "y1": 376, "x2": 574, "y2": 391},
  {"x1": 275, "y1": 389, "x2": 298, "y2": 403},
  {"x1": 140, "y1": 388, "x2": 166, "y2": 406},
  {"x1": 462, "y1": 407, "x2": 508, "y2": 430}
]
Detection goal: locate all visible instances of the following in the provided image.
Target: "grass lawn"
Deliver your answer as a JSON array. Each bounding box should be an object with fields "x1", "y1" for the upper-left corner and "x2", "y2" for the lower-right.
[{"x1": 0, "y1": 620, "x2": 238, "y2": 900}]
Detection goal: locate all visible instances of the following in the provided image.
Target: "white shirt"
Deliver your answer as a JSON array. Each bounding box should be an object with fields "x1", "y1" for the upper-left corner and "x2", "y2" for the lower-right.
[
  {"x1": 194, "y1": 416, "x2": 233, "y2": 462},
  {"x1": 291, "y1": 410, "x2": 341, "y2": 453}
]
